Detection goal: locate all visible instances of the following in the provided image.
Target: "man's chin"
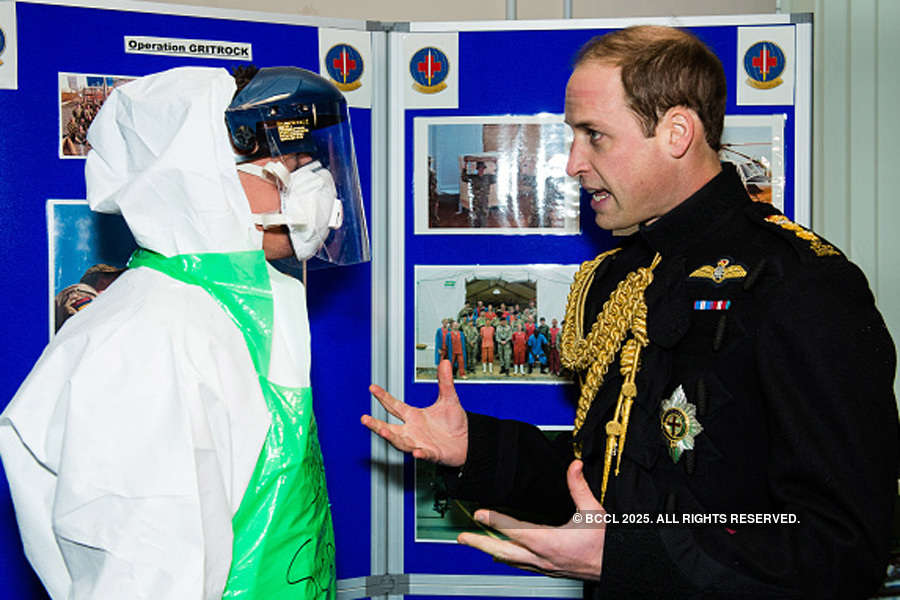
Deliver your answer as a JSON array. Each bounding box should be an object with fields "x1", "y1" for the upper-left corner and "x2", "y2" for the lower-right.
[
  {"x1": 593, "y1": 212, "x2": 621, "y2": 230},
  {"x1": 594, "y1": 213, "x2": 639, "y2": 236}
]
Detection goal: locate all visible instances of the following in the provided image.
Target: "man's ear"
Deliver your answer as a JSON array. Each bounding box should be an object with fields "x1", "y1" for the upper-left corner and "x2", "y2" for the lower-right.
[{"x1": 659, "y1": 106, "x2": 698, "y2": 159}]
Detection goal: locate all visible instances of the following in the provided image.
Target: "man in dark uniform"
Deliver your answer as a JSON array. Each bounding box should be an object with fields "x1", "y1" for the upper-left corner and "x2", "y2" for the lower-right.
[
  {"x1": 462, "y1": 160, "x2": 496, "y2": 227},
  {"x1": 495, "y1": 318, "x2": 513, "y2": 375},
  {"x1": 363, "y1": 26, "x2": 899, "y2": 598},
  {"x1": 462, "y1": 319, "x2": 480, "y2": 373}
]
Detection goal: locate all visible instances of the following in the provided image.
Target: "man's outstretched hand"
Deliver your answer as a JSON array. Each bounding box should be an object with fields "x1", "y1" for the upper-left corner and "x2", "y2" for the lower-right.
[
  {"x1": 457, "y1": 460, "x2": 606, "y2": 581},
  {"x1": 362, "y1": 359, "x2": 468, "y2": 467}
]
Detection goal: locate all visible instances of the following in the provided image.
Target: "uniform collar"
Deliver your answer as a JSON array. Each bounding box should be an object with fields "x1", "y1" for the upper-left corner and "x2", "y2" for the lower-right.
[{"x1": 638, "y1": 162, "x2": 750, "y2": 257}]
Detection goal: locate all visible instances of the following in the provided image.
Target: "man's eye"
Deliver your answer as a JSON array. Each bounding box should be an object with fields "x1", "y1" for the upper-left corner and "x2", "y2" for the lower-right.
[{"x1": 589, "y1": 130, "x2": 604, "y2": 143}]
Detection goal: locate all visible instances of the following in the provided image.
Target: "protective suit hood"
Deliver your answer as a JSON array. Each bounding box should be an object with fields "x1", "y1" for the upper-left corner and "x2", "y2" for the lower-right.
[{"x1": 86, "y1": 67, "x2": 260, "y2": 256}]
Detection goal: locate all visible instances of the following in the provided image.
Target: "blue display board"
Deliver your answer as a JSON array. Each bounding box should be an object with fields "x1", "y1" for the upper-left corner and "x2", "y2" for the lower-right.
[
  {"x1": 399, "y1": 19, "x2": 809, "y2": 585},
  {"x1": 0, "y1": 1, "x2": 372, "y2": 596},
  {"x1": 0, "y1": 6, "x2": 810, "y2": 597}
]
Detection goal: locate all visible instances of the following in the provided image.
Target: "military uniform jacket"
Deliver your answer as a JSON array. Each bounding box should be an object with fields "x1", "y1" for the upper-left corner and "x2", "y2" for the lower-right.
[{"x1": 446, "y1": 164, "x2": 899, "y2": 599}]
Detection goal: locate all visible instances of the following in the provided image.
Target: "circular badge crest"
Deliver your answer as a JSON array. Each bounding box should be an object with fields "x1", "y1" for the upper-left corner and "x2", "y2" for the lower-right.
[
  {"x1": 325, "y1": 43, "x2": 363, "y2": 92},
  {"x1": 409, "y1": 46, "x2": 449, "y2": 94},
  {"x1": 743, "y1": 41, "x2": 786, "y2": 90},
  {"x1": 659, "y1": 385, "x2": 703, "y2": 463},
  {"x1": 0, "y1": 26, "x2": 6, "y2": 61},
  {"x1": 661, "y1": 407, "x2": 689, "y2": 443}
]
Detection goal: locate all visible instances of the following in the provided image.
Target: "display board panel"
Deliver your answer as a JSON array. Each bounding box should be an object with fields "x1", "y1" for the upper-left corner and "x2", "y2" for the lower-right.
[
  {"x1": 0, "y1": 1, "x2": 374, "y2": 596},
  {"x1": 395, "y1": 16, "x2": 811, "y2": 587}
]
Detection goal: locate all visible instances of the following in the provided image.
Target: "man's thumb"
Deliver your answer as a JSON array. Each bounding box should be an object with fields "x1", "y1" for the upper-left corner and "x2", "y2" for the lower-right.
[
  {"x1": 437, "y1": 359, "x2": 458, "y2": 400},
  {"x1": 567, "y1": 460, "x2": 603, "y2": 511}
]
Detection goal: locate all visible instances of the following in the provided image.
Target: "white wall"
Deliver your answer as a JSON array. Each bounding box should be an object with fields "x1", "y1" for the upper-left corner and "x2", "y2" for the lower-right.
[
  {"x1": 130, "y1": 0, "x2": 775, "y2": 21},
  {"x1": 799, "y1": 0, "x2": 900, "y2": 396}
]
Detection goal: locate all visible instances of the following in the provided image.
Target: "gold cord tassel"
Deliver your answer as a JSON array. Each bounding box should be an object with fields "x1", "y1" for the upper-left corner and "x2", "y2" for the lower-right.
[{"x1": 560, "y1": 252, "x2": 661, "y2": 503}]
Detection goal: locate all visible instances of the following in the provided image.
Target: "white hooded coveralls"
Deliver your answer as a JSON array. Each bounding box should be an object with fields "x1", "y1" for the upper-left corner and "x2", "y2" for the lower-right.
[{"x1": 0, "y1": 67, "x2": 333, "y2": 598}]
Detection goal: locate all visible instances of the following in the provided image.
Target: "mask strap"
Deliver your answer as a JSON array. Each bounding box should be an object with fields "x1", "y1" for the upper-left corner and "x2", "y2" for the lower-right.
[
  {"x1": 328, "y1": 197, "x2": 343, "y2": 230},
  {"x1": 236, "y1": 162, "x2": 265, "y2": 178},
  {"x1": 298, "y1": 159, "x2": 324, "y2": 173},
  {"x1": 236, "y1": 161, "x2": 291, "y2": 188},
  {"x1": 263, "y1": 161, "x2": 291, "y2": 188},
  {"x1": 238, "y1": 162, "x2": 297, "y2": 229}
]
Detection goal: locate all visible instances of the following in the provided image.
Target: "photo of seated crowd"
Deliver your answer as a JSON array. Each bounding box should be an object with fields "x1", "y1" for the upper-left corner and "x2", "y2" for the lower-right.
[
  {"x1": 415, "y1": 265, "x2": 577, "y2": 383},
  {"x1": 59, "y1": 73, "x2": 135, "y2": 157},
  {"x1": 435, "y1": 300, "x2": 564, "y2": 380}
]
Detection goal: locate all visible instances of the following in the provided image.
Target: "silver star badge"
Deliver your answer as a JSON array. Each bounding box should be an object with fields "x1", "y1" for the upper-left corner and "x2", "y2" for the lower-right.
[{"x1": 660, "y1": 385, "x2": 704, "y2": 463}]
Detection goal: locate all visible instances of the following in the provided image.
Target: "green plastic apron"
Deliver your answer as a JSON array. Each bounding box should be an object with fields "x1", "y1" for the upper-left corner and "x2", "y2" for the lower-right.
[{"x1": 129, "y1": 248, "x2": 336, "y2": 599}]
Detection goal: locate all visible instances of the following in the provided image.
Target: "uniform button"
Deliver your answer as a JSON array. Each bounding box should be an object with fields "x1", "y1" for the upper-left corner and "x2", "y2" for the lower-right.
[
  {"x1": 665, "y1": 491, "x2": 677, "y2": 514},
  {"x1": 743, "y1": 257, "x2": 767, "y2": 291},
  {"x1": 713, "y1": 314, "x2": 727, "y2": 352},
  {"x1": 685, "y1": 450, "x2": 696, "y2": 476},
  {"x1": 695, "y1": 378, "x2": 707, "y2": 417}
]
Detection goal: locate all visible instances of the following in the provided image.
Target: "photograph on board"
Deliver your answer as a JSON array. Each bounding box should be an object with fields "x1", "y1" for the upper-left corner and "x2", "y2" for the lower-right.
[
  {"x1": 59, "y1": 73, "x2": 135, "y2": 158},
  {"x1": 414, "y1": 115, "x2": 580, "y2": 235},
  {"x1": 414, "y1": 264, "x2": 577, "y2": 384},
  {"x1": 719, "y1": 114, "x2": 786, "y2": 212},
  {"x1": 48, "y1": 200, "x2": 135, "y2": 336},
  {"x1": 415, "y1": 427, "x2": 571, "y2": 543}
]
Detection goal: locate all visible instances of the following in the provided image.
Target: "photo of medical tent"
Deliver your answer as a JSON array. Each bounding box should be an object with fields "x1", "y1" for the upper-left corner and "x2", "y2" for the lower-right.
[{"x1": 0, "y1": 3, "x2": 811, "y2": 599}]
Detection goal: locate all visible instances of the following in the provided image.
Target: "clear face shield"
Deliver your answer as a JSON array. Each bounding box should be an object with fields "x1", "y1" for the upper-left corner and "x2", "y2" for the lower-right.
[{"x1": 226, "y1": 66, "x2": 370, "y2": 271}]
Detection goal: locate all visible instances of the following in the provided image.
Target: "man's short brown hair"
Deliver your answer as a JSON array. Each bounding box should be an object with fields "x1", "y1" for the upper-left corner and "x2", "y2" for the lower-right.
[{"x1": 574, "y1": 25, "x2": 727, "y2": 150}]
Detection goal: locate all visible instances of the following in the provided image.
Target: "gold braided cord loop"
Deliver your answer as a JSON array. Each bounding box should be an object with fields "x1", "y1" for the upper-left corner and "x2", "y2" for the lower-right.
[
  {"x1": 559, "y1": 248, "x2": 621, "y2": 371},
  {"x1": 562, "y1": 252, "x2": 660, "y2": 443},
  {"x1": 559, "y1": 251, "x2": 661, "y2": 502},
  {"x1": 619, "y1": 338, "x2": 639, "y2": 373}
]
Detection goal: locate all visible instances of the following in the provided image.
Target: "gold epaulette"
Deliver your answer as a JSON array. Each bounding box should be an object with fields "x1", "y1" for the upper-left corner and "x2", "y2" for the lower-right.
[{"x1": 764, "y1": 214, "x2": 840, "y2": 257}]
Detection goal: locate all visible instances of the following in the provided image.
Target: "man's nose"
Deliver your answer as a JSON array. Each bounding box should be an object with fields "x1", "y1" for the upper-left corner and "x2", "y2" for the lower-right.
[{"x1": 566, "y1": 139, "x2": 587, "y2": 178}]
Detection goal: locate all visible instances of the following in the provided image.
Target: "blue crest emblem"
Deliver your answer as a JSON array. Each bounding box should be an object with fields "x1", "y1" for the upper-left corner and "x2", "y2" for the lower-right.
[
  {"x1": 0, "y1": 25, "x2": 6, "y2": 66},
  {"x1": 409, "y1": 46, "x2": 449, "y2": 94},
  {"x1": 325, "y1": 44, "x2": 363, "y2": 92},
  {"x1": 743, "y1": 41, "x2": 786, "y2": 90}
]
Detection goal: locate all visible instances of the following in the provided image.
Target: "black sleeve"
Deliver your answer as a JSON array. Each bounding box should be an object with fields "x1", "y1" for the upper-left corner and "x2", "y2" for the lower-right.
[
  {"x1": 445, "y1": 415, "x2": 701, "y2": 596},
  {"x1": 441, "y1": 412, "x2": 576, "y2": 525},
  {"x1": 735, "y1": 260, "x2": 899, "y2": 598}
]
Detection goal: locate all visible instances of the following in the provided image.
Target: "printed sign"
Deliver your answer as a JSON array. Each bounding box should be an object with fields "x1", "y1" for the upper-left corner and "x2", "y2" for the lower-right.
[
  {"x1": 402, "y1": 33, "x2": 458, "y2": 109},
  {"x1": 124, "y1": 36, "x2": 252, "y2": 60},
  {"x1": 737, "y1": 26, "x2": 795, "y2": 106},
  {"x1": 318, "y1": 28, "x2": 371, "y2": 108}
]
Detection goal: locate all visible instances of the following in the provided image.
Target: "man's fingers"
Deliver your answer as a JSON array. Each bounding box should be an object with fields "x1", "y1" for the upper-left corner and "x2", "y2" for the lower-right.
[
  {"x1": 566, "y1": 459, "x2": 604, "y2": 512},
  {"x1": 457, "y1": 532, "x2": 541, "y2": 567},
  {"x1": 436, "y1": 360, "x2": 459, "y2": 402},
  {"x1": 360, "y1": 415, "x2": 418, "y2": 453},
  {"x1": 473, "y1": 509, "x2": 548, "y2": 549},
  {"x1": 368, "y1": 384, "x2": 409, "y2": 421},
  {"x1": 360, "y1": 414, "x2": 395, "y2": 441},
  {"x1": 360, "y1": 414, "x2": 388, "y2": 435}
]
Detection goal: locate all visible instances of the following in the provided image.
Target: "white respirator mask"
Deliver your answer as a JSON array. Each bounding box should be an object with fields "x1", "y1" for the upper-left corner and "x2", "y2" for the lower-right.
[{"x1": 238, "y1": 159, "x2": 344, "y2": 261}]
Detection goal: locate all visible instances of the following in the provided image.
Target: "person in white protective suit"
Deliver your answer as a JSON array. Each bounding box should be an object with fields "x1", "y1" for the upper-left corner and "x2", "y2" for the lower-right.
[{"x1": 0, "y1": 65, "x2": 369, "y2": 599}]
